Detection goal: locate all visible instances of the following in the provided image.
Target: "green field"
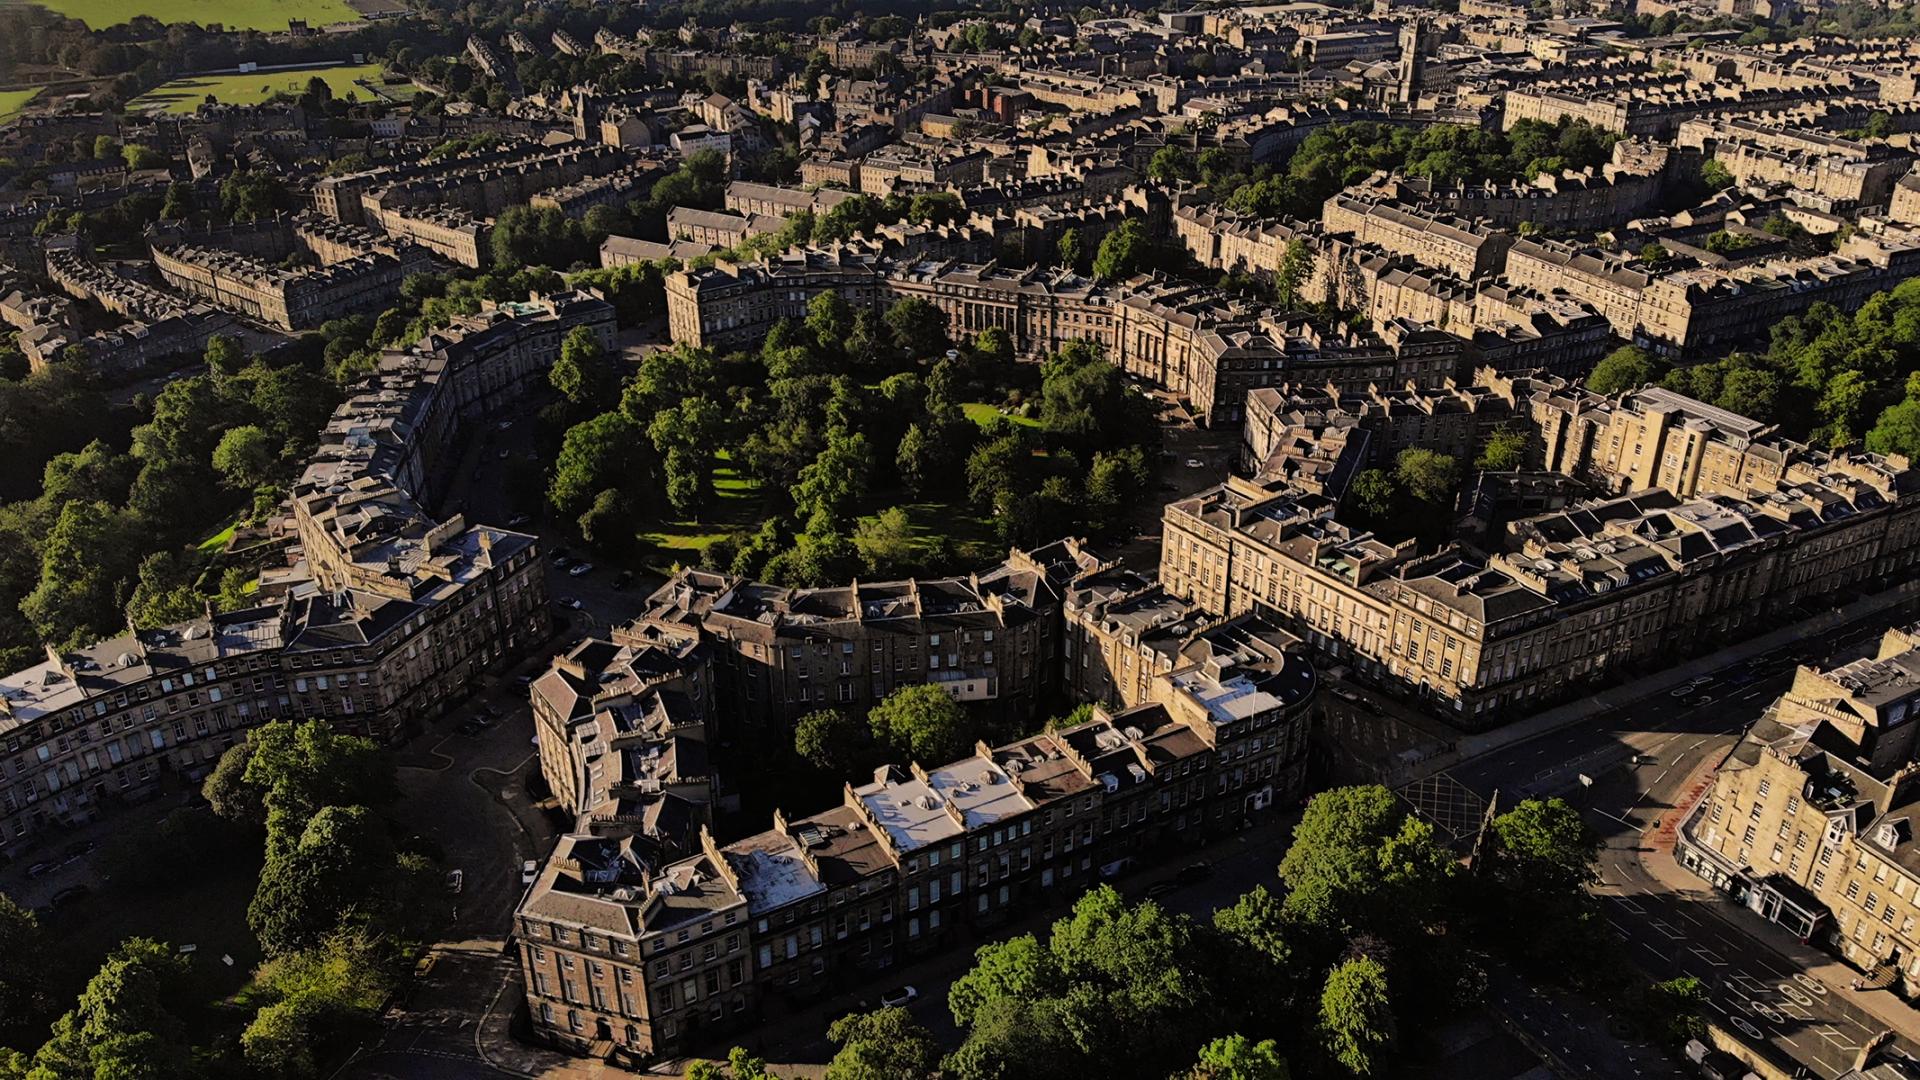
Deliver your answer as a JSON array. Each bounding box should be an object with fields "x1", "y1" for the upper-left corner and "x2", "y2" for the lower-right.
[
  {"x1": 639, "y1": 450, "x2": 766, "y2": 559},
  {"x1": 36, "y1": 0, "x2": 359, "y2": 31},
  {"x1": 132, "y1": 62, "x2": 384, "y2": 115},
  {"x1": 963, "y1": 401, "x2": 1042, "y2": 430},
  {"x1": 0, "y1": 88, "x2": 43, "y2": 122}
]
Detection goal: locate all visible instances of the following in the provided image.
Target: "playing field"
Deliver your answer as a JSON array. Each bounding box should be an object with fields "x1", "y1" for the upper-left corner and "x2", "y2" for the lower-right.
[
  {"x1": 131, "y1": 62, "x2": 386, "y2": 114},
  {"x1": 32, "y1": 0, "x2": 359, "y2": 31},
  {"x1": 0, "y1": 88, "x2": 44, "y2": 122}
]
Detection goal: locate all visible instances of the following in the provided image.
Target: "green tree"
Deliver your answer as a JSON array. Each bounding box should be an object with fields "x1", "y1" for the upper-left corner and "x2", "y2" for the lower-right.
[
  {"x1": 1148, "y1": 146, "x2": 1199, "y2": 184},
  {"x1": 204, "y1": 333, "x2": 246, "y2": 376},
  {"x1": 212, "y1": 424, "x2": 278, "y2": 490},
  {"x1": 792, "y1": 428, "x2": 873, "y2": 532},
  {"x1": 1275, "y1": 238, "x2": 1313, "y2": 309},
  {"x1": 1278, "y1": 785, "x2": 1455, "y2": 937},
  {"x1": 852, "y1": 506, "x2": 919, "y2": 577},
  {"x1": 550, "y1": 325, "x2": 616, "y2": 410},
  {"x1": 577, "y1": 487, "x2": 633, "y2": 553},
  {"x1": 1319, "y1": 956, "x2": 1397, "y2": 1077},
  {"x1": 124, "y1": 550, "x2": 207, "y2": 629},
  {"x1": 1701, "y1": 158, "x2": 1734, "y2": 190},
  {"x1": 1057, "y1": 227, "x2": 1085, "y2": 270},
  {"x1": 1349, "y1": 468, "x2": 1396, "y2": 519},
  {"x1": 896, "y1": 422, "x2": 937, "y2": 496},
  {"x1": 805, "y1": 291, "x2": 856, "y2": 352},
  {"x1": 824, "y1": 1007, "x2": 939, "y2": 1080},
  {"x1": 1188, "y1": 1034, "x2": 1291, "y2": 1080},
  {"x1": 1393, "y1": 448, "x2": 1459, "y2": 506},
  {"x1": 884, "y1": 297, "x2": 951, "y2": 360},
  {"x1": 21, "y1": 500, "x2": 137, "y2": 647},
  {"x1": 250, "y1": 804, "x2": 398, "y2": 956},
  {"x1": 235, "y1": 719, "x2": 393, "y2": 845},
  {"x1": 1474, "y1": 428, "x2": 1528, "y2": 471},
  {"x1": 550, "y1": 411, "x2": 649, "y2": 517},
  {"x1": 1636, "y1": 975, "x2": 1706, "y2": 1045},
  {"x1": 203, "y1": 738, "x2": 265, "y2": 827},
  {"x1": 1868, "y1": 398, "x2": 1920, "y2": 459},
  {"x1": 0, "y1": 894, "x2": 49, "y2": 1047},
  {"x1": 27, "y1": 938, "x2": 194, "y2": 1080},
  {"x1": 795, "y1": 709, "x2": 873, "y2": 776},
  {"x1": 869, "y1": 684, "x2": 971, "y2": 764},
  {"x1": 1093, "y1": 219, "x2": 1153, "y2": 281},
  {"x1": 1586, "y1": 345, "x2": 1663, "y2": 395}
]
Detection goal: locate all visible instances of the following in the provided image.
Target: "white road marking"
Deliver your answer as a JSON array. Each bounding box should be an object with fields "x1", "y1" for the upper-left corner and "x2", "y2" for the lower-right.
[{"x1": 1651, "y1": 919, "x2": 1686, "y2": 940}]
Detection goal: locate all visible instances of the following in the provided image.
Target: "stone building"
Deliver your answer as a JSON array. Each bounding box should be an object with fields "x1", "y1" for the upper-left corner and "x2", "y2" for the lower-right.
[
  {"x1": 1679, "y1": 625, "x2": 1920, "y2": 989},
  {"x1": 517, "y1": 614, "x2": 1315, "y2": 1061}
]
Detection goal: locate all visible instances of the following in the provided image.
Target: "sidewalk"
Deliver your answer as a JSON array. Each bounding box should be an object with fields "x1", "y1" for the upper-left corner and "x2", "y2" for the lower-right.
[{"x1": 1638, "y1": 815, "x2": 1920, "y2": 1046}]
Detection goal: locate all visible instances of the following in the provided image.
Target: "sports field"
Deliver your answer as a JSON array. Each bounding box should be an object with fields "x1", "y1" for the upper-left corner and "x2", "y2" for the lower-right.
[
  {"x1": 32, "y1": 0, "x2": 359, "y2": 31},
  {"x1": 131, "y1": 62, "x2": 386, "y2": 115},
  {"x1": 0, "y1": 88, "x2": 44, "y2": 122}
]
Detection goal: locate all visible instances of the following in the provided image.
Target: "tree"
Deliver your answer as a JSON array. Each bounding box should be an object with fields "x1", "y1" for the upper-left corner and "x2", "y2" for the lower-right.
[
  {"x1": 1474, "y1": 428, "x2": 1528, "y2": 471},
  {"x1": 27, "y1": 938, "x2": 194, "y2": 1080},
  {"x1": 234, "y1": 719, "x2": 393, "y2": 844},
  {"x1": 550, "y1": 325, "x2": 616, "y2": 410},
  {"x1": 895, "y1": 422, "x2": 938, "y2": 496},
  {"x1": 212, "y1": 424, "x2": 278, "y2": 490},
  {"x1": 122, "y1": 143, "x2": 168, "y2": 170},
  {"x1": 1319, "y1": 956, "x2": 1397, "y2": 1077},
  {"x1": 577, "y1": 488, "x2": 633, "y2": 553},
  {"x1": 869, "y1": 684, "x2": 971, "y2": 764},
  {"x1": 1084, "y1": 446, "x2": 1152, "y2": 536},
  {"x1": 1701, "y1": 158, "x2": 1734, "y2": 190},
  {"x1": 1057, "y1": 227, "x2": 1085, "y2": 270},
  {"x1": 1093, "y1": 219, "x2": 1153, "y2": 281},
  {"x1": 204, "y1": 738, "x2": 265, "y2": 827},
  {"x1": 1278, "y1": 785, "x2": 1454, "y2": 938},
  {"x1": 550, "y1": 411, "x2": 649, "y2": 517},
  {"x1": 1148, "y1": 146, "x2": 1198, "y2": 184},
  {"x1": 685, "y1": 1048, "x2": 781, "y2": 1079},
  {"x1": 805, "y1": 292, "x2": 856, "y2": 352},
  {"x1": 1868, "y1": 398, "x2": 1920, "y2": 459},
  {"x1": 221, "y1": 169, "x2": 290, "y2": 222},
  {"x1": 1275, "y1": 238, "x2": 1313, "y2": 309},
  {"x1": 1349, "y1": 468, "x2": 1395, "y2": 519},
  {"x1": 853, "y1": 506, "x2": 919, "y2": 577},
  {"x1": 21, "y1": 499, "x2": 138, "y2": 647},
  {"x1": 795, "y1": 709, "x2": 873, "y2": 777},
  {"x1": 1636, "y1": 975, "x2": 1706, "y2": 1045},
  {"x1": 792, "y1": 428, "x2": 873, "y2": 532},
  {"x1": 0, "y1": 894, "x2": 49, "y2": 1046},
  {"x1": 204, "y1": 333, "x2": 245, "y2": 376},
  {"x1": 1393, "y1": 448, "x2": 1459, "y2": 506},
  {"x1": 125, "y1": 550, "x2": 206, "y2": 629},
  {"x1": 825, "y1": 1007, "x2": 938, "y2": 1080},
  {"x1": 1188, "y1": 1034, "x2": 1291, "y2": 1080},
  {"x1": 884, "y1": 297, "x2": 951, "y2": 360},
  {"x1": 250, "y1": 804, "x2": 398, "y2": 956},
  {"x1": 1586, "y1": 345, "x2": 1663, "y2": 395}
]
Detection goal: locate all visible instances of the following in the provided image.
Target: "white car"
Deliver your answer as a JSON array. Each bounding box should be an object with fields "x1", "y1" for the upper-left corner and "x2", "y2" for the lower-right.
[
  {"x1": 568, "y1": 562, "x2": 594, "y2": 577},
  {"x1": 1184, "y1": 458, "x2": 1205, "y2": 468},
  {"x1": 447, "y1": 869, "x2": 464, "y2": 894},
  {"x1": 879, "y1": 985, "x2": 919, "y2": 1008},
  {"x1": 521, "y1": 860, "x2": 539, "y2": 885}
]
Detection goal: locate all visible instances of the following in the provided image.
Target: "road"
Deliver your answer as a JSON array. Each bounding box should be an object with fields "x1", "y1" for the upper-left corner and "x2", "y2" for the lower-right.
[{"x1": 1438, "y1": 616, "x2": 1914, "y2": 1078}]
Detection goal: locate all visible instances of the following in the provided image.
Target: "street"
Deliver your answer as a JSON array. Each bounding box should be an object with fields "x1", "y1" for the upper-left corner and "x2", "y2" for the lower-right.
[{"x1": 1436, "y1": 614, "x2": 1919, "y2": 1078}]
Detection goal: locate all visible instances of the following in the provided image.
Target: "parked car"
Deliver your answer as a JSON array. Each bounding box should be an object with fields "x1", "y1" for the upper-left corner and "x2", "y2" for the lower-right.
[
  {"x1": 612, "y1": 570, "x2": 634, "y2": 591},
  {"x1": 1144, "y1": 880, "x2": 1180, "y2": 900},
  {"x1": 879, "y1": 986, "x2": 919, "y2": 1008},
  {"x1": 1184, "y1": 458, "x2": 1205, "y2": 468},
  {"x1": 446, "y1": 869, "x2": 464, "y2": 894},
  {"x1": 550, "y1": 548, "x2": 571, "y2": 564},
  {"x1": 48, "y1": 885, "x2": 90, "y2": 912},
  {"x1": 567, "y1": 562, "x2": 594, "y2": 577},
  {"x1": 508, "y1": 514, "x2": 532, "y2": 527},
  {"x1": 1175, "y1": 860, "x2": 1214, "y2": 886},
  {"x1": 514, "y1": 674, "x2": 535, "y2": 687},
  {"x1": 521, "y1": 860, "x2": 539, "y2": 885},
  {"x1": 26, "y1": 860, "x2": 53, "y2": 879}
]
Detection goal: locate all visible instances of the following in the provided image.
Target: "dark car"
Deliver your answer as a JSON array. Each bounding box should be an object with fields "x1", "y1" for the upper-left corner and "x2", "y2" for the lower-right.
[
  {"x1": 1144, "y1": 880, "x2": 1180, "y2": 900},
  {"x1": 612, "y1": 570, "x2": 634, "y2": 591},
  {"x1": 48, "y1": 885, "x2": 91, "y2": 912},
  {"x1": 1175, "y1": 860, "x2": 1214, "y2": 886}
]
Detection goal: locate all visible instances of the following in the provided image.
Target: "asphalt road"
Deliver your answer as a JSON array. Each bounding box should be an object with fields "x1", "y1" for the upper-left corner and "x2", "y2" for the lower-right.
[{"x1": 1437, "y1": 616, "x2": 1911, "y2": 1078}]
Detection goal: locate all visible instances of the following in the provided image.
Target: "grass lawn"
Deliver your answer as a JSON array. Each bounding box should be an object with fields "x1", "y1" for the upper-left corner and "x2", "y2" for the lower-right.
[
  {"x1": 197, "y1": 521, "x2": 237, "y2": 554},
  {"x1": 638, "y1": 450, "x2": 766, "y2": 564},
  {"x1": 132, "y1": 62, "x2": 384, "y2": 115},
  {"x1": 0, "y1": 88, "x2": 44, "y2": 122},
  {"x1": 879, "y1": 498, "x2": 1002, "y2": 565},
  {"x1": 37, "y1": 0, "x2": 358, "y2": 30},
  {"x1": 963, "y1": 401, "x2": 1042, "y2": 430}
]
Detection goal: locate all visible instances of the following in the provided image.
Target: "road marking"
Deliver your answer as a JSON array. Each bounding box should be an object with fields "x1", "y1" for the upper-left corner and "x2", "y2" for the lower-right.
[
  {"x1": 1691, "y1": 945, "x2": 1730, "y2": 967},
  {"x1": 1731, "y1": 1017, "x2": 1767, "y2": 1041},
  {"x1": 1615, "y1": 897, "x2": 1646, "y2": 914},
  {"x1": 1651, "y1": 919, "x2": 1687, "y2": 940},
  {"x1": 1779, "y1": 983, "x2": 1813, "y2": 1007}
]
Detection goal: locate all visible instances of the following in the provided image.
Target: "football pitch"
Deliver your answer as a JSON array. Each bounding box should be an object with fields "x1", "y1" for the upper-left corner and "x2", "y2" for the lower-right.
[
  {"x1": 130, "y1": 62, "x2": 387, "y2": 114},
  {"x1": 34, "y1": 0, "x2": 360, "y2": 31}
]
